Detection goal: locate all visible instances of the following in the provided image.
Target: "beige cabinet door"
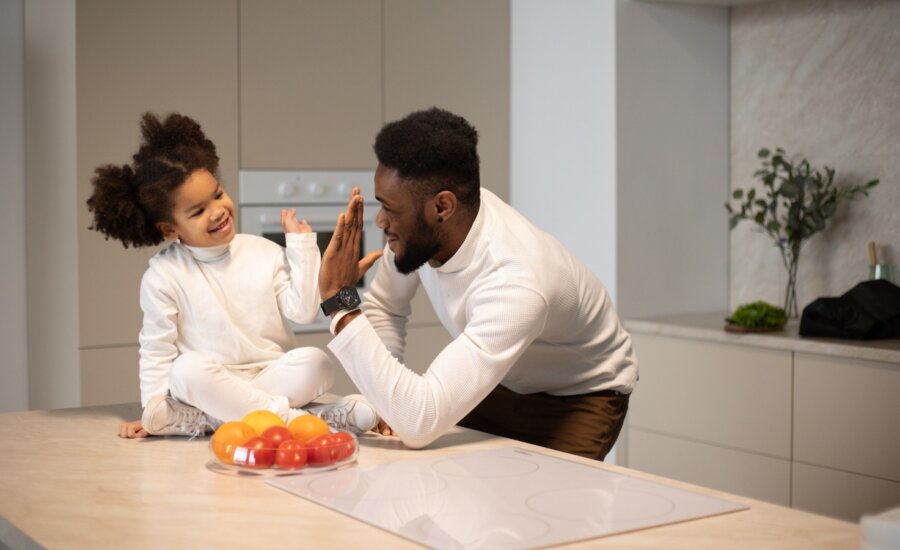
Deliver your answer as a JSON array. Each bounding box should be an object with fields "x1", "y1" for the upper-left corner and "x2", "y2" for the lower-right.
[
  {"x1": 628, "y1": 334, "x2": 792, "y2": 458},
  {"x1": 76, "y1": 0, "x2": 240, "y2": 349},
  {"x1": 794, "y1": 352, "x2": 900, "y2": 483},
  {"x1": 240, "y1": 0, "x2": 383, "y2": 169},
  {"x1": 792, "y1": 462, "x2": 900, "y2": 522},
  {"x1": 629, "y1": 428, "x2": 791, "y2": 506},
  {"x1": 384, "y1": 0, "x2": 510, "y2": 200}
]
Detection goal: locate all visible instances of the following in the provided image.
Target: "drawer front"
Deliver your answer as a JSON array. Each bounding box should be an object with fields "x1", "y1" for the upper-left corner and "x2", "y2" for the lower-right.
[
  {"x1": 629, "y1": 428, "x2": 791, "y2": 506},
  {"x1": 794, "y1": 353, "x2": 900, "y2": 481},
  {"x1": 792, "y1": 461, "x2": 900, "y2": 522},
  {"x1": 629, "y1": 334, "x2": 792, "y2": 457},
  {"x1": 80, "y1": 346, "x2": 140, "y2": 406}
]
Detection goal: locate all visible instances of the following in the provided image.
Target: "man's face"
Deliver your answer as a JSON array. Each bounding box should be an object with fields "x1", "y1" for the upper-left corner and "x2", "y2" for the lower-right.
[{"x1": 374, "y1": 164, "x2": 441, "y2": 275}]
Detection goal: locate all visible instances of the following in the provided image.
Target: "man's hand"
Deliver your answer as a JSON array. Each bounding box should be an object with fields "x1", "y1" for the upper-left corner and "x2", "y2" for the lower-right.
[
  {"x1": 375, "y1": 419, "x2": 396, "y2": 436},
  {"x1": 281, "y1": 208, "x2": 312, "y2": 234},
  {"x1": 119, "y1": 419, "x2": 148, "y2": 438},
  {"x1": 319, "y1": 187, "x2": 383, "y2": 301}
]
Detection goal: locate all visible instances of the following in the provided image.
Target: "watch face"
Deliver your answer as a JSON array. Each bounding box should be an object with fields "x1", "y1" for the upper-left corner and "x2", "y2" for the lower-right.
[{"x1": 338, "y1": 287, "x2": 361, "y2": 309}]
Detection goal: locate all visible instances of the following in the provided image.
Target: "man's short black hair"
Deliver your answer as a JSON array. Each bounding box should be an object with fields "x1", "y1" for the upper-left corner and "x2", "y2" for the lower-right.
[{"x1": 374, "y1": 107, "x2": 480, "y2": 208}]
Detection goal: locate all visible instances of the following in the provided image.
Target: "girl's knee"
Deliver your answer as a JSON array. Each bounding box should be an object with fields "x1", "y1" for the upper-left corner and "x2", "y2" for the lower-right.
[
  {"x1": 169, "y1": 352, "x2": 217, "y2": 393},
  {"x1": 285, "y1": 347, "x2": 334, "y2": 373}
]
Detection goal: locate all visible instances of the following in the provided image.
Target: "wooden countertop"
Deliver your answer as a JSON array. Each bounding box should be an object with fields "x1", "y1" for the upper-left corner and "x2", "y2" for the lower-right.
[
  {"x1": 626, "y1": 311, "x2": 900, "y2": 364},
  {"x1": 0, "y1": 402, "x2": 858, "y2": 549}
]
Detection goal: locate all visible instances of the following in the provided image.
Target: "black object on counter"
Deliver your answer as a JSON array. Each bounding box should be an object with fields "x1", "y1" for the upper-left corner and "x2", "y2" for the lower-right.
[{"x1": 800, "y1": 279, "x2": 900, "y2": 339}]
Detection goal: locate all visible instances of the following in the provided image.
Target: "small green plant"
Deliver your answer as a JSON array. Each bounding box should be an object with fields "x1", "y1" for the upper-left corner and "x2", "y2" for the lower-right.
[
  {"x1": 726, "y1": 148, "x2": 878, "y2": 317},
  {"x1": 728, "y1": 301, "x2": 788, "y2": 329}
]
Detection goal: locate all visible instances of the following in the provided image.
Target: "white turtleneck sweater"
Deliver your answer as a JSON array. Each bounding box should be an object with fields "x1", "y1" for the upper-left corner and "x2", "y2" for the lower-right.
[
  {"x1": 328, "y1": 189, "x2": 638, "y2": 449},
  {"x1": 138, "y1": 233, "x2": 320, "y2": 407}
]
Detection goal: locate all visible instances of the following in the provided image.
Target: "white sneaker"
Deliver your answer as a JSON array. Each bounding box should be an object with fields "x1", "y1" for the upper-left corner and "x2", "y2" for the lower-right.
[
  {"x1": 141, "y1": 394, "x2": 215, "y2": 438},
  {"x1": 309, "y1": 394, "x2": 378, "y2": 434}
]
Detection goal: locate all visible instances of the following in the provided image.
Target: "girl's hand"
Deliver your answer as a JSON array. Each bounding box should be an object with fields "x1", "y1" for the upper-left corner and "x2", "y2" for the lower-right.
[
  {"x1": 281, "y1": 208, "x2": 312, "y2": 234},
  {"x1": 119, "y1": 419, "x2": 148, "y2": 438}
]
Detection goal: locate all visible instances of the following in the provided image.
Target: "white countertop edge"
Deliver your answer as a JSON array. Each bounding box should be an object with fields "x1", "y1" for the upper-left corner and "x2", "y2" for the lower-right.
[{"x1": 625, "y1": 312, "x2": 900, "y2": 365}]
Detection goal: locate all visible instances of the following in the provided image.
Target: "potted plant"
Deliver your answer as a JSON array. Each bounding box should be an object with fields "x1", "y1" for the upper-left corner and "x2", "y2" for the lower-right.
[{"x1": 726, "y1": 148, "x2": 878, "y2": 318}]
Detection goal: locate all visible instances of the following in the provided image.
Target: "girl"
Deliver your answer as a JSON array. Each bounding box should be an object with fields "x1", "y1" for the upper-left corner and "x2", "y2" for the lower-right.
[{"x1": 87, "y1": 112, "x2": 376, "y2": 438}]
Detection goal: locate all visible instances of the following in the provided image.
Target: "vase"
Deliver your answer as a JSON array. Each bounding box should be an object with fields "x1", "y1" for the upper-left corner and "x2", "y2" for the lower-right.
[{"x1": 783, "y1": 246, "x2": 800, "y2": 319}]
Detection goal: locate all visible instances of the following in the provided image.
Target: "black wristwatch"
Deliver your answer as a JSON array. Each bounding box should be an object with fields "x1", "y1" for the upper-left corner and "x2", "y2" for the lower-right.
[{"x1": 320, "y1": 286, "x2": 362, "y2": 316}]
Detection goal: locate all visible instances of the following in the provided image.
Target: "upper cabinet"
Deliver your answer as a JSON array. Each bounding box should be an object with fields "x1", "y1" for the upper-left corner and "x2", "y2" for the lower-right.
[
  {"x1": 240, "y1": 0, "x2": 510, "y2": 199},
  {"x1": 240, "y1": 0, "x2": 383, "y2": 169},
  {"x1": 384, "y1": 0, "x2": 510, "y2": 200},
  {"x1": 76, "y1": 0, "x2": 240, "y2": 348}
]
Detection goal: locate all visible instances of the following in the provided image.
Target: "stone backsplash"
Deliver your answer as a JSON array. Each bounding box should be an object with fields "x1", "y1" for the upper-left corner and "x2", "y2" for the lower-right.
[{"x1": 730, "y1": 0, "x2": 899, "y2": 311}]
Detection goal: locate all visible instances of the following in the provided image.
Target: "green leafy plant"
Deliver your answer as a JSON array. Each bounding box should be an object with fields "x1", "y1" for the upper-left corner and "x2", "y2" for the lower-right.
[
  {"x1": 726, "y1": 148, "x2": 878, "y2": 318},
  {"x1": 727, "y1": 301, "x2": 787, "y2": 329}
]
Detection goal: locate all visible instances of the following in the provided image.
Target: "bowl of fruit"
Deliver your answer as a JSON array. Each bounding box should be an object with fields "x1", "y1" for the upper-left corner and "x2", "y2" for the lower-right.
[{"x1": 207, "y1": 410, "x2": 358, "y2": 477}]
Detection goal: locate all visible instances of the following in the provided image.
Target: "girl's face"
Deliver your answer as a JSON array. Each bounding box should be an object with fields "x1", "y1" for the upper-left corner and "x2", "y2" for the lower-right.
[{"x1": 156, "y1": 169, "x2": 236, "y2": 247}]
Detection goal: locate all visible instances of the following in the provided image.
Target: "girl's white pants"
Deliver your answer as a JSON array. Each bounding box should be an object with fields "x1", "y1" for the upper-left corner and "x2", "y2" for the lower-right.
[{"x1": 167, "y1": 347, "x2": 334, "y2": 423}]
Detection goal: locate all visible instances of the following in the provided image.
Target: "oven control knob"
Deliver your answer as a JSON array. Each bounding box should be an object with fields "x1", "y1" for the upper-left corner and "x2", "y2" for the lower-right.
[
  {"x1": 308, "y1": 181, "x2": 325, "y2": 197},
  {"x1": 335, "y1": 181, "x2": 350, "y2": 196},
  {"x1": 277, "y1": 181, "x2": 296, "y2": 197}
]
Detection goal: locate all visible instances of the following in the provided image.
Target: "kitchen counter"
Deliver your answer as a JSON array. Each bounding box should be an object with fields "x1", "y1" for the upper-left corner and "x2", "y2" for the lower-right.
[
  {"x1": 626, "y1": 311, "x2": 900, "y2": 364},
  {"x1": 0, "y1": 402, "x2": 857, "y2": 549}
]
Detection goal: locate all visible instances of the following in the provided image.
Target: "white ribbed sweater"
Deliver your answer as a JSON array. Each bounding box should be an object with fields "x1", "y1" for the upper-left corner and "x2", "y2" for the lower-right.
[
  {"x1": 138, "y1": 233, "x2": 320, "y2": 407},
  {"x1": 329, "y1": 189, "x2": 637, "y2": 449}
]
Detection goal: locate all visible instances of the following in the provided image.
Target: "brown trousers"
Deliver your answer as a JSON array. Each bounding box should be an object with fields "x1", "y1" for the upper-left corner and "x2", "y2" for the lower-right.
[{"x1": 458, "y1": 384, "x2": 630, "y2": 461}]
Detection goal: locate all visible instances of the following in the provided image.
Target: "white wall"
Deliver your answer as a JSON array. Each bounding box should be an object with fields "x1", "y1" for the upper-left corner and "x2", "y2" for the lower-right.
[
  {"x1": 616, "y1": 0, "x2": 729, "y2": 318},
  {"x1": 25, "y1": 1, "x2": 80, "y2": 409},
  {"x1": 0, "y1": 0, "x2": 29, "y2": 412},
  {"x1": 511, "y1": 0, "x2": 729, "y2": 319},
  {"x1": 510, "y1": 0, "x2": 618, "y2": 299}
]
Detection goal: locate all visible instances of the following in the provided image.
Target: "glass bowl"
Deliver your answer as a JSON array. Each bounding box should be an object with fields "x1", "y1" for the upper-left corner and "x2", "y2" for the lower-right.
[{"x1": 207, "y1": 429, "x2": 358, "y2": 477}]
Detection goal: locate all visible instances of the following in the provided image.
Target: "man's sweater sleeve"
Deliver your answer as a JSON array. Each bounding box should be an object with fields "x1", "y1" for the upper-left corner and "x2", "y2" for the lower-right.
[{"x1": 329, "y1": 282, "x2": 548, "y2": 449}]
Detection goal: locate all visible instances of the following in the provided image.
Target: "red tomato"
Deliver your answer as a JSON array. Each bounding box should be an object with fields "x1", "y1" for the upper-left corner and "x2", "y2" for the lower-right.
[
  {"x1": 306, "y1": 433, "x2": 339, "y2": 466},
  {"x1": 331, "y1": 431, "x2": 356, "y2": 460},
  {"x1": 233, "y1": 436, "x2": 275, "y2": 469},
  {"x1": 275, "y1": 439, "x2": 308, "y2": 470},
  {"x1": 261, "y1": 425, "x2": 293, "y2": 450}
]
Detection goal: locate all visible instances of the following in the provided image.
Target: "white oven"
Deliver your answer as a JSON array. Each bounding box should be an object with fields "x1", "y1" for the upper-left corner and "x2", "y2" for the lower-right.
[{"x1": 239, "y1": 170, "x2": 381, "y2": 332}]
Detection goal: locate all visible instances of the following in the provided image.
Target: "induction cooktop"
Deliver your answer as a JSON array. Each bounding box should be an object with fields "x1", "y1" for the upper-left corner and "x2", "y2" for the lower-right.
[{"x1": 267, "y1": 447, "x2": 748, "y2": 549}]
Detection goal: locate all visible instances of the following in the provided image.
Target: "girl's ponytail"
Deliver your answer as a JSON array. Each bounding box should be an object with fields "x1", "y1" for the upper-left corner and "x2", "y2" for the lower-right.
[
  {"x1": 86, "y1": 111, "x2": 219, "y2": 249},
  {"x1": 87, "y1": 163, "x2": 161, "y2": 248}
]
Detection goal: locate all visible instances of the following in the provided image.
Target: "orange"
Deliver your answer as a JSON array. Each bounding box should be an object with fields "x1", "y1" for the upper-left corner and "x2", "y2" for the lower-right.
[
  {"x1": 211, "y1": 421, "x2": 256, "y2": 464},
  {"x1": 287, "y1": 414, "x2": 330, "y2": 443},
  {"x1": 241, "y1": 409, "x2": 286, "y2": 436}
]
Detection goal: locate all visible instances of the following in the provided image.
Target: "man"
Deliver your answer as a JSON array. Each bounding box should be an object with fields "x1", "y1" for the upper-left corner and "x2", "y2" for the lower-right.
[{"x1": 318, "y1": 107, "x2": 637, "y2": 460}]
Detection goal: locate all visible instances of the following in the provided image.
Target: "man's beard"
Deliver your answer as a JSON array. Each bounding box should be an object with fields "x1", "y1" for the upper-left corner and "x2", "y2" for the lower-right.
[{"x1": 393, "y1": 211, "x2": 441, "y2": 275}]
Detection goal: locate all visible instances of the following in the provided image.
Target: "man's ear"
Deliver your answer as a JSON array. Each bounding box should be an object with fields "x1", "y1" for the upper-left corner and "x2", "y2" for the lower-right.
[
  {"x1": 433, "y1": 189, "x2": 458, "y2": 222},
  {"x1": 156, "y1": 221, "x2": 178, "y2": 241}
]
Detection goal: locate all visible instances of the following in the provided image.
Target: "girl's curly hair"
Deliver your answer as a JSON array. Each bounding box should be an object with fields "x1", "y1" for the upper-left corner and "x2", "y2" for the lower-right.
[{"x1": 86, "y1": 112, "x2": 219, "y2": 248}]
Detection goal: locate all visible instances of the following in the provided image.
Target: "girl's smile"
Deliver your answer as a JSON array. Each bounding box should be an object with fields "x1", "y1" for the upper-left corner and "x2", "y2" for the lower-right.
[{"x1": 157, "y1": 168, "x2": 236, "y2": 247}]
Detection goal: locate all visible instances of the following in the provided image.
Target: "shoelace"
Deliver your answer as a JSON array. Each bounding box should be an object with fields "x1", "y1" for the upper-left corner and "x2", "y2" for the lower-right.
[
  {"x1": 318, "y1": 405, "x2": 352, "y2": 430},
  {"x1": 172, "y1": 405, "x2": 212, "y2": 440}
]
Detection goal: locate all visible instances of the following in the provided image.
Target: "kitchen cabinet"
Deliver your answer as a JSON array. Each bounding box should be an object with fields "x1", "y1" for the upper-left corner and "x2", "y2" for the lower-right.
[
  {"x1": 239, "y1": 0, "x2": 510, "y2": 199},
  {"x1": 626, "y1": 333, "x2": 792, "y2": 505},
  {"x1": 240, "y1": 0, "x2": 383, "y2": 169},
  {"x1": 384, "y1": 0, "x2": 510, "y2": 200},
  {"x1": 75, "y1": 0, "x2": 239, "y2": 402},
  {"x1": 79, "y1": 346, "x2": 140, "y2": 407},
  {"x1": 792, "y1": 352, "x2": 900, "y2": 519},
  {"x1": 625, "y1": 312, "x2": 900, "y2": 522}
]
